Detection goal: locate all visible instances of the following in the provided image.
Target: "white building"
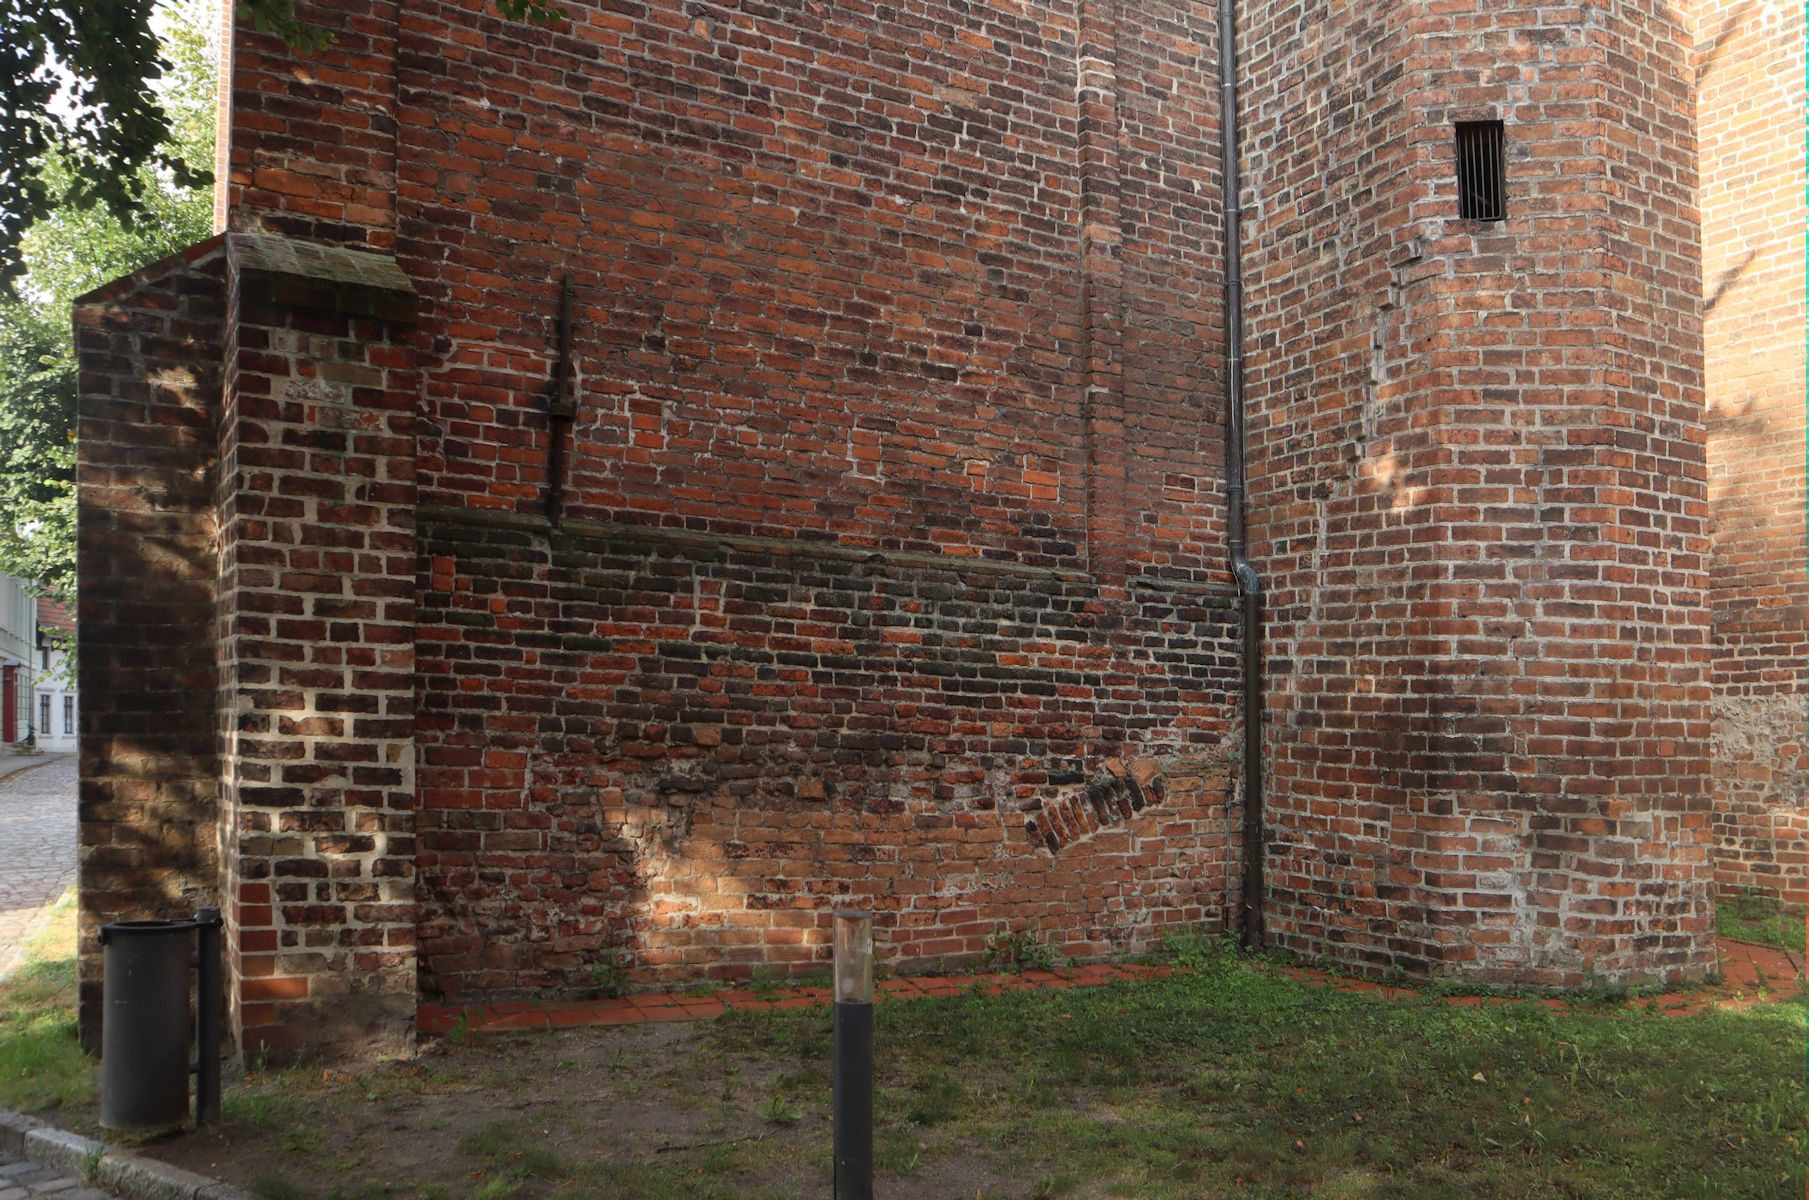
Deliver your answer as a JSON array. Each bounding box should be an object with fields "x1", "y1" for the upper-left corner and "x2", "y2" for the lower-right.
[
  {"x1": 33, "y1": 598, "x2": 74, "y2": 753},
  {"x1": 0, "y1": 576, "x2": 35, "y2": 749}
]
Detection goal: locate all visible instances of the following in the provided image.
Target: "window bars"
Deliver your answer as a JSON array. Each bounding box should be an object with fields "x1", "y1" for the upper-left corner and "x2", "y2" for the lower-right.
[{"x1": 1455, "y1": 120, "x2": 1506, "y2": 222}]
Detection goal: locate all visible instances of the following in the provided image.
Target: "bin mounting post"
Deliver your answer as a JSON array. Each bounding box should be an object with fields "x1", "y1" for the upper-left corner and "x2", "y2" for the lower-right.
[{"x1": 193, "y1": 906, "x2": 223, "y2": 1126}]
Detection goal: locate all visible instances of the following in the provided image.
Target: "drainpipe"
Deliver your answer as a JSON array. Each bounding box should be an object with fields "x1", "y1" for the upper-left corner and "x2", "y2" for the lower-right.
[{"x1": 1218, "y1": 0, "x2": 1265, "y2": 950}]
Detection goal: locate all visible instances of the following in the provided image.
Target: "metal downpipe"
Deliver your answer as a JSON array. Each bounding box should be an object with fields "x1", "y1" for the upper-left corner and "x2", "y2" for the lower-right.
[{"x1": 1217, "y1": 0, "x2": 1265, "y2": 950}]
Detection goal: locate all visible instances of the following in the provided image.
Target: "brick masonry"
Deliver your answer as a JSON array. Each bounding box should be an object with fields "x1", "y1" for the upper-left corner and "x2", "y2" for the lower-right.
[
  {"x1": 415, "y1": 508, "x2": 1237, "y2": 996},
  {"x1": 74, "y1": 239, "x2": 228, "y2": 1052},
  {"x1": 1240, "y1": 1, "x2": 1716, "y2": 987},
  {"x1": 237, "y1": 0, "x2": 1253, "y2": 1013},
  {"x1": 214, "y1": 234, "x2": 422, "y2": 1059},
  {"x1": 1691, "y1": 0, "x2": 1808, "y2": 907},
  {"x1": 72, "y1": 0, "x2": 1801, "y2": 1056}
]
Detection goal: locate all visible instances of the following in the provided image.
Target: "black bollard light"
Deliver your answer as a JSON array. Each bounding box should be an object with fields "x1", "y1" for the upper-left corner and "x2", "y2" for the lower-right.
[{"x1": 832, "y1": 909, "x2": 874, "y2": 1200}]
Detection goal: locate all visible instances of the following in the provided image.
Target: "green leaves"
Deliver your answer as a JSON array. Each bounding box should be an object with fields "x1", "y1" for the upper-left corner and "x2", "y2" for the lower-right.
[
  {"x1": 0, "y1": 299, "x2": 76, "y2": 605},
  {"x1": 492, "y1": 0, "x2": 567, "y2": 25},
  {"x1": 0, "y1": 0, "x2": 201, "y2": 287},
  {"x1": 0, "y1": 0, "x2": 214, "y2": 606},
  {"x1": 234, "y1": 0, "x2": 328, "y2": 52},
  {"x1": 0, "y1": 0, "x2": 568, "y2": 285}
]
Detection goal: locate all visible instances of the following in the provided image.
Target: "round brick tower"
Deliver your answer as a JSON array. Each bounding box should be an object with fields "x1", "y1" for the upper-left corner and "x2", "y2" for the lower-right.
[{"x1": 1240, "y1": 1, "x2": 1716, "y2": 986}]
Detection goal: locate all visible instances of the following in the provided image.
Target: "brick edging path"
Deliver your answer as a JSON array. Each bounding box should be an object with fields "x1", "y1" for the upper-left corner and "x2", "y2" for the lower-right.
[{"x1": 420, "y1": 936, "x2": 1805, "y2": 1036}]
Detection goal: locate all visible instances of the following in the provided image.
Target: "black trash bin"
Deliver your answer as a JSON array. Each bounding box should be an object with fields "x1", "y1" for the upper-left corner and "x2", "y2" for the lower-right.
[{"x1": 98, "y1": 909, "x2": 222, "y2": 1132}]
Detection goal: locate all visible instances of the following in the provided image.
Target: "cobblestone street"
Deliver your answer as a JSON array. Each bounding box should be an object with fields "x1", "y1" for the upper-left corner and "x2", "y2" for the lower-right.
[
  {"x1": 0, "y1": 756, "x2": 76, "y2": 981},
  {"x1": 0, "y1": 1151, "x2": 109, "y2": 1200}
]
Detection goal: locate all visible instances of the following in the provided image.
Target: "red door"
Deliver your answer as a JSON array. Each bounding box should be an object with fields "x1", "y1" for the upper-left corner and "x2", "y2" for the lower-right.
[{"x1": 2, "y1": 665, "x2": 15, "y2": 743}]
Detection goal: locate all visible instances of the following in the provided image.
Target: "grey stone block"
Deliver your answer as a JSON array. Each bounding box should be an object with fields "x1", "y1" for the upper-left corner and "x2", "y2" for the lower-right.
[
  {"x1": 0, "y1": 1110, "x2": 47, "y2": 1158},
  {"x1": 195, "y1": 1185, "x2": 257, "y2": 1200},
  {"x1": 19, "y1": 1129, "x2": 100, "y2": 1179},
  {"x1": 96, "y1": 1153, "x2": 223, "y2": 1200}
]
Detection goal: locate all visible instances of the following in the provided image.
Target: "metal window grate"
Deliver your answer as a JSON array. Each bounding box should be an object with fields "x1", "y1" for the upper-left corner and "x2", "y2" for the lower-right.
[{"x1": 1455, "y1": 120, "x2": 1505, "y2": 221}]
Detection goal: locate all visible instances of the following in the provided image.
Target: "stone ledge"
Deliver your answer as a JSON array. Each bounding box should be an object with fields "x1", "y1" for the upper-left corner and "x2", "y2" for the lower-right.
[
  {"x1": 227, "y1": 232, "x2": 416, "y2": 324},
  {"x1": 0, "y1": 1108, "x2": 253, "y2": 1200}
]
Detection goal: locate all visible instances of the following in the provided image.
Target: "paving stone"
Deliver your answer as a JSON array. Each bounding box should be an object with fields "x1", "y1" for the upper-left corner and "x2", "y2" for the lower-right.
[
  {"x1": 0, "y1": 1151, "x2": 107, "y2": 1200},
  {"x1": 0, "y1": 756, "x2": 76, "y2": 980}
]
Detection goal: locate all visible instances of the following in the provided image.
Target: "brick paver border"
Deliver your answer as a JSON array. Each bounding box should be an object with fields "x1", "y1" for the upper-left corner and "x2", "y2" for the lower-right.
[{"x1": 420, "y1": 937, "x2": 1803, "y2": 1036}]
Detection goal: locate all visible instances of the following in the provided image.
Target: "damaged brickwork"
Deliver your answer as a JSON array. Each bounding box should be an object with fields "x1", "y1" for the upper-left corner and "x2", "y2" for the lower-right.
[{"x1": 413, "y1": 509, "x2": 1238, "y2": 997}]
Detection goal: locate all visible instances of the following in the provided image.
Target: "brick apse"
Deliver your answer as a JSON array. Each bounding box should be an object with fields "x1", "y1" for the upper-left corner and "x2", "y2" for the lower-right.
[{"x1": 74, "y1": 0, "x2": 1803, "y2": 1058}]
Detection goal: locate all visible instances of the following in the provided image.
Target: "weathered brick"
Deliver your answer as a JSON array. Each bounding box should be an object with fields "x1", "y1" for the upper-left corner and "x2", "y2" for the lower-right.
[
  {"x1": 73, "y1": 237, "x2": 229, "y2": 1052},
  {"x1": 1694, "y1": 0, "x2": 1809, "y2": 909},
  {"x1": 1241, "y1": 0, "x2": 1719, "y2": 987},
  {"x1": 75, "y1": 0, "x2": 1800, "y2": 1059}
]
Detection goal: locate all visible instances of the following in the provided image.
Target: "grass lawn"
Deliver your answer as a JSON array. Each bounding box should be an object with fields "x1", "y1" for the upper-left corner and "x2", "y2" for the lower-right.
[
  {"x1": 1715, "y1": 889, "x2": 1807, "y2": 957},
  {"x1": 0, "y1": 889, "x2": 89, "y2": 1114},
  {"x1": 2, "y1": 904, "x2": 1803, "y2": 1199}
]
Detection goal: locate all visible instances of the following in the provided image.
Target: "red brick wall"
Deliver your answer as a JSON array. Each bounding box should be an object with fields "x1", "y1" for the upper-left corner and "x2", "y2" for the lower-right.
[
  {"x1": 415, "y1": 512, "x2": 1237, "y2": 995},
  {"x1": 373, "y1": 0, "x2": 1235, "y2": 572},
  {"x1": 225, "y1": 3, "x2": 401, "y2": 251},
  {"x1": 215, "y1": 234, "x2": 422, "y2": 1058},
  {"x1": 1690, "y1": 0, "x2": 1808, "y2": 907},
  {"x1": 173, "y1": 0, "x2": 1779, "y2": 1017},
  {"x1": 74, "y1": 239, "x2": 228, "y2": 1050},
  {"x1": 222, "y1": 0, "x2": 1249, "y2": 1000},
  {"x1": 1242, "y1": 1, "x2": 1715, "y2": 985}
]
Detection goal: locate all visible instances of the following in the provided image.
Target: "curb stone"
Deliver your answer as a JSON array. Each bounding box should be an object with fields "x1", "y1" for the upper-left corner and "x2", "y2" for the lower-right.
[{"x1": 0, "y1": 1109, "x2": 252, "y2": 1200}]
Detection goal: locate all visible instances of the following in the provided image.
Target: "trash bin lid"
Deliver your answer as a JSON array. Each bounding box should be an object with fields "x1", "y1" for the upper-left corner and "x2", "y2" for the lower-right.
[{"x1": 99, "y1": 918, "x2": 194, "y2": 943}]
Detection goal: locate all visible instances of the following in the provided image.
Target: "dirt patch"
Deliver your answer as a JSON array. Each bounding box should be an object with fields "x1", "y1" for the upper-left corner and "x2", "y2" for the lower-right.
[{"x1": 132, "y1": 1017, "x2": 1032, "y2": 1200}]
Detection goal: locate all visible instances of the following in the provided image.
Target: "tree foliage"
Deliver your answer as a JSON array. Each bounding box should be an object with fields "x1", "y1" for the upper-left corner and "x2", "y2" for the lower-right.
[
  {"x1": 0, "y1": 302, "x2": 75, "y2": 601},
  {"x1": 0, "y1": 0, "x2": 565, "y2": 286},
  {"x1": 0, "y1": 0, "x2": 215, "y2": 608},
  {"x1": 0, "y1": 0, "x2": 567, "y2": 605},
  {"x1": 0, "y1": 0, "x2": 201, "y2": 287}
]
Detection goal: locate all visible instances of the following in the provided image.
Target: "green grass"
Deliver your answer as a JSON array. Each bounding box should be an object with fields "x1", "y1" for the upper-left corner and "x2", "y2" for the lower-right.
[
  {"x1": 982, "y1": 926, "x2": 1065, "y2": 973},
  {"x1": 252, "y1": 1177, "x2": 308, "y2": 1200},
  {"x1": 0, "y1": 890, "x2": 92, "y2": 1114},
  {"x1": 459, "y1": 1118, "x2": 569, "y2": 1180},
  {"x1": 703, "y1": 946, "x2": 1806, "y2": 1199},
  {"x1": 4, "y1": 894, "x2": 1803, "y2": 1198},
  {"x1": 1716, "y1": 889, "x2": 1807, "y2": 956}
]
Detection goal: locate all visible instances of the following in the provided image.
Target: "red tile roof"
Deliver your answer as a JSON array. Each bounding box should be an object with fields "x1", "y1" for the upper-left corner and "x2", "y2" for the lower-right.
[{"x1": 37, "y1": 598, "x2": 73, "y2": 636}]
